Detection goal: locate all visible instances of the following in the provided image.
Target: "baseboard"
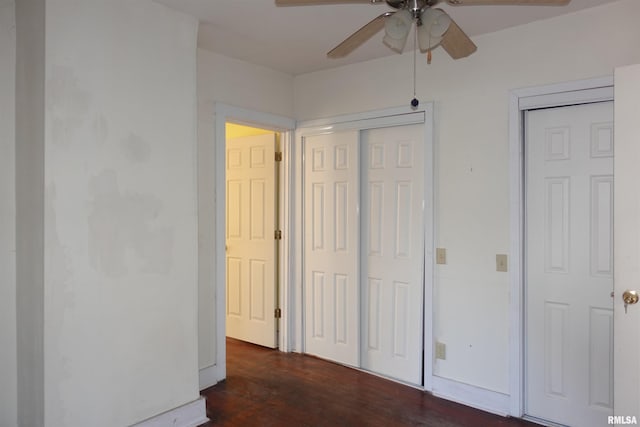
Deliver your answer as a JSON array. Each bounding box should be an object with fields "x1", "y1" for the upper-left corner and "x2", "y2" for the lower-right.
[
  {"x1": 430, "y1": 376, "x2": 510, "y2": 417},
  {"x1": 131, "y1": 397, "x2": 208, "y2": 427},
  {"x1": 199, "y1": 364, "x2": 224, "y2": 390}
]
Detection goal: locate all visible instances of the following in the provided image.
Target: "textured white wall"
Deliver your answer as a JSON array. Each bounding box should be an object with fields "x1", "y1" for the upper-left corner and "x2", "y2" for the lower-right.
[
  {"x1": 197, "y1": 49, "x2": 294, "y2": 370},
  {"x1": 41, "y1": 1, "x2": 199, "y2": 425},
  {"x1": 0, "y1": 1, "x2": 17, "y2": 426},
  {"x1": 293, "y1": 0, "x2": 640, "y2": 393}
]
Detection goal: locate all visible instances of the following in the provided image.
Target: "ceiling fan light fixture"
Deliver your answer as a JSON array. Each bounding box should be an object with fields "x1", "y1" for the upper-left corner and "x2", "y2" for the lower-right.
[
  {"x1": 383, "y1": 9, "x2": 412, "y2": 53},
  {"x1": 417, "y1": 8, "x2": 451, "y2": 52},
  {"x1": 383, "y1": 32, "x2": 409, "y2": 53}
]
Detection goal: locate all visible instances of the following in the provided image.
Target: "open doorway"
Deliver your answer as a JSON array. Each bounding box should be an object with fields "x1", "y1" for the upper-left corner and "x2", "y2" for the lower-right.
[
  {"x1": 225, "y1": 123, "x2": 281, "y2": 349},
  {"x1": 198, "y1": 104, "x2": 295, "y2": 390}
]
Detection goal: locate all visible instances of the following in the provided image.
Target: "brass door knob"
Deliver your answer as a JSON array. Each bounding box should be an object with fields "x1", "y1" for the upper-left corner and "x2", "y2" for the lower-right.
[
  {"x1": 623, "y1": 290, "x2": 639, "y2": 313},
  {"x1": 623, "y1": 290, "x2": 639, "y2": 305}
]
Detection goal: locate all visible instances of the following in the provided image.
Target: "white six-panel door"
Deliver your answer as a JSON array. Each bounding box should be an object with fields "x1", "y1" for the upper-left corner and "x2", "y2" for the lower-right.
[
  {"x1": 525, "y1": 102, "x2": 614, "y2": 426},
  {"x1": 226, "y1": 134, "x2": 278, "y2": 348},
  {"x1": 361, "y1": 124, "x2": 424, "y2": 385},
  {"x1": 303, "y1": 131, "x2": 360, "y2": 367}
]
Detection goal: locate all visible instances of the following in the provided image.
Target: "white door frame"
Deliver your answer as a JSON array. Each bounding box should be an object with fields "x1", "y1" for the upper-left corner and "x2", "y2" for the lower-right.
[
  {"x1": 294, "y1": 105, "x2": 435, "y2": 389},
  {"x1": 508, "y1": 77, "x2": 614, "y2": 417},
  {"x1": 211, "y1": 103, "x2": 296, "y2": 382}
]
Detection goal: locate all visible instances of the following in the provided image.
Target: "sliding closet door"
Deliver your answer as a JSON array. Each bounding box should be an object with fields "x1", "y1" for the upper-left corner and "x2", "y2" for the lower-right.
[
  {"x1": 301, "y1": 120, "x2": 427, "y2": 383},
  {"x1": 361, "y1": 124, "x2": 425, "y2": 385},
  {"x1": 303, "y1": 131, "x2": 360, "y2": 367}
]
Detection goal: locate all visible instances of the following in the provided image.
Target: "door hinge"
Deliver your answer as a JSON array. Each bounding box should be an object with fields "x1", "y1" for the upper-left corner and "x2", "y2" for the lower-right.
[
  {"x1": 275, "y1": 230, "x2": 282, "y2": 240},
  {"x1": 275, "y1": 308, "x2": 282, "y2": 319},
  {"x1": 275, "y1": 152, "x2": 283, "y2": 162}
]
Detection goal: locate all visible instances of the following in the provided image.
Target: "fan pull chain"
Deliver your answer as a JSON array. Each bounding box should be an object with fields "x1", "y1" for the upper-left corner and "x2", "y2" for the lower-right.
[
  {"x1": 427, "y1": 27, "x2": 432, "y2": 64},
  {"x1": 411, "y1": 27, "x2": 419, "y2": 109}
]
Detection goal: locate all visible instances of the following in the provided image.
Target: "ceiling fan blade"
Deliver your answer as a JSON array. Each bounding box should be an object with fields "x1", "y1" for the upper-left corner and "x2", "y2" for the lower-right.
[
  {"x1": 276, "y1": 0, "x2": 377, "y2": 5},
  {"x1": 440, "y1": 18, "x2": 477, "y2": 59},
  {"x1": 327, "y1": 12, "x2": 391, "y2": 58},
  {"x1": 446, "y1": 0, "x2": 570, "y2": 5}
]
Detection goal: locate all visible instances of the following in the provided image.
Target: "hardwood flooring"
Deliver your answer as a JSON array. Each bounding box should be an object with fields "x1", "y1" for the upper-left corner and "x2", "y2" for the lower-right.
[{"x1": 199, "y1": 338, "x2": 536, "y2": 427}]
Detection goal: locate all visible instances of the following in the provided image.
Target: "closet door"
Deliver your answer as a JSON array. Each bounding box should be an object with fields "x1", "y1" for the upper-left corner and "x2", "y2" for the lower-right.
[
  {"x1": 525, "y1": 102, "x2": 614, "y2": 426},
  {"x1": 302, "y1": 122, "x2": 427, "y2": 383},
  {"x1": 303, "y1": 131, "x2": 359, "y2": 367},
  {"x1": 361, "y1": 124, "x2": 425, "y2": 385}
]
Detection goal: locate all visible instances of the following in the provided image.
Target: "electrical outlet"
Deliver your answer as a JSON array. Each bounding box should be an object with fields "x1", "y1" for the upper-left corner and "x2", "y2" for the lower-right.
[
  {"x1": 496, "y1": 254, "x2": 508, "y2": 272},
  {"x1": 435, "y1": 341, "x2": 446, "y2": 360},
  {"x1": 436, "y1": 248, "x2": 446, "y2": 265}
]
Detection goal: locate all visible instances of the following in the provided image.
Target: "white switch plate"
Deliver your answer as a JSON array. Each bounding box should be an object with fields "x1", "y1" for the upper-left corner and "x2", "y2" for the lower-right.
[
  {"x1": 435, "y1": 341, "x2": 446, "y2": 360},
  {"x1": 496, "y1": 254, "x2": 508, "y2": 272},
  {"x1": 436, "y1": 248, "x2": 446, "y2": 265}
]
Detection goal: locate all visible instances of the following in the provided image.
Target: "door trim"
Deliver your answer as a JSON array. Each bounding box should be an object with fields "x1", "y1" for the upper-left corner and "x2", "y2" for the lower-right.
[
  {"x1": 508, "y1": 76, "x2": 614, "y2": 417},
  {"x1": 295, "y1": 104, "x2": 435, "y2": 390},
  {"x1": 204, "y1": 103, "x2": 295, "y2": 386}
]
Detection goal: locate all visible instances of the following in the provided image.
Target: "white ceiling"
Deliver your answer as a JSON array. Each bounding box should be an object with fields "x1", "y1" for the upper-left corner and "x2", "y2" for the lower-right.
[{"x1": 155, "y1": 0, "x2": 620, "y2": 75}]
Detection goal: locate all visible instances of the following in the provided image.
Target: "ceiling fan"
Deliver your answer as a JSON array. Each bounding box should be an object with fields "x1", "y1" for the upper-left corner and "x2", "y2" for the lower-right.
[{"x1": 275, "y1": 0, "x2": 571, "y2": 62}]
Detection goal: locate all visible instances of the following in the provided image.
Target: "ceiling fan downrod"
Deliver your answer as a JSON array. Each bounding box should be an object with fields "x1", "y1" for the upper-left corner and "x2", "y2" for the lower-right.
[{"x1": 386, "y1": 0, "x2": 433, "y2": 14}]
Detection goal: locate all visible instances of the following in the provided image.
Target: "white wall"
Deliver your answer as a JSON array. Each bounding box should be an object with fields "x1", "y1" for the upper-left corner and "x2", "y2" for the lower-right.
[
  {"x1": 35, "y1": 1, "x2": 199, "y2": 425},
  {"x1": 197, "y1": 49, "x2": 294, "y2": 371},
  {"x1": 0, "y1": 1, "x2": 17, "y2": 426},
  {"x1": 294, "y1": 0, "x2": 640, "y2": 394}
]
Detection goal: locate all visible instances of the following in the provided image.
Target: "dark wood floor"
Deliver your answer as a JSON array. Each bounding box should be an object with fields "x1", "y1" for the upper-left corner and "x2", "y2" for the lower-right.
[{"x1": 200, "y1": 338, "x2": 536, "y2": 427}]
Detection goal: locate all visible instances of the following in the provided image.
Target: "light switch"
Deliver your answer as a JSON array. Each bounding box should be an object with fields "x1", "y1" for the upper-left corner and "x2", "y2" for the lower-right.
[
  {"x1": 435, "y1": 341, "x2": 446, "y2": 360},
  {"x1": 436, "y1": 248, "x2": 446, "y2": 265},
  {"x1": 496, "y1": 254, "x2": 508, "y2": 272}
]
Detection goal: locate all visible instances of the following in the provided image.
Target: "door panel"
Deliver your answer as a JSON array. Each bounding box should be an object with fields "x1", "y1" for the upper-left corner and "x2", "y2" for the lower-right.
[
  {"x1": 226, "y1": 133, "x2": 277, "y2": 348},
  {"x1": 614, "y1": 64, "x2": 640, "y2": 420},
  {"x1": 303, "y1": 131, "x2": 359, "y2": 367},
  {"x1": 525, "y1": 102, "x2": 614, "y2": 426},
  {"x1": 361, "y1": 124, "x2": 424, "y2": 385}
]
